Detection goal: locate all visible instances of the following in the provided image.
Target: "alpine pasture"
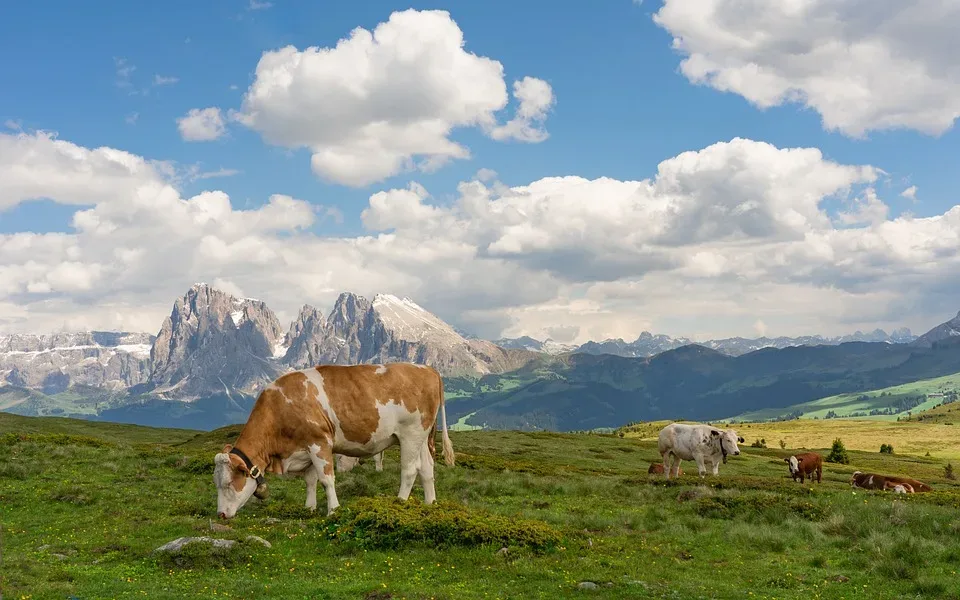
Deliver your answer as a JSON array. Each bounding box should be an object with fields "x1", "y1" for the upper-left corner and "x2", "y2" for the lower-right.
[{"x1": 3, "y1": 411, "x2": 960, "y2": 599}]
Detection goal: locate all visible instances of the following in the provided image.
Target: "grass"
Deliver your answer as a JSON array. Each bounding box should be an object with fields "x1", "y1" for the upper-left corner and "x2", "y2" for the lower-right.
[
  {"x1": 3, "y1": 416, "x2": 960, "y2": 599},
  {"x1": 731, "y1": 371, "x2": 960, "y2": 422}
]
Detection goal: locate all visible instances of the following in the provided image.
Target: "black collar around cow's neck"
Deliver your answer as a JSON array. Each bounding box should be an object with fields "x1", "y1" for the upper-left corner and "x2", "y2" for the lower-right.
[
  {"x1": 229, "y1": 446, "x2": 264, "y2": 487},
  {"x1": 719, "y1": 437, "x2": 728, "y2": 457}
]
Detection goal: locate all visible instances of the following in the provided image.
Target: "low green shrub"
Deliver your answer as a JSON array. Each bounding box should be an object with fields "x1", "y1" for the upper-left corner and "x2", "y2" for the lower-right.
[
  {"x1": 180, "y1": 455, "x2": 215, "y2": 475},
  {"x1": 322, "y1": 497, "x2": 563, "y2": 551}
]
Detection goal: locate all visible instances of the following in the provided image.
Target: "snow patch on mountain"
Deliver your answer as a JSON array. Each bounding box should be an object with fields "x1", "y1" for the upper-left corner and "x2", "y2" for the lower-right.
[{"x1": 372, "y1": 294, "x2": 464, "y2": 344}]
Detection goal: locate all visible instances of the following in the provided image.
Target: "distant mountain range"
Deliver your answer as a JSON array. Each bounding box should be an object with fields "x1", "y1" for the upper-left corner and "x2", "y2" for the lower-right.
[
  {"x1": 1, "y1": 283, "x2": 957, "y2": 432},
  {"x1": 497, "y1": 327, "x2": 916, "y2": 358}
]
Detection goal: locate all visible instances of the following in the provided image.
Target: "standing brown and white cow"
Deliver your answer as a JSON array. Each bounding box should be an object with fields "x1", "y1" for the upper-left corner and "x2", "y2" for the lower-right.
[
  {"x1": 784, "y1": 452, "x2": 823, "y2": 483},
  {"x1": 213, "y1": 363, "x2": 454, "y2": 519}
]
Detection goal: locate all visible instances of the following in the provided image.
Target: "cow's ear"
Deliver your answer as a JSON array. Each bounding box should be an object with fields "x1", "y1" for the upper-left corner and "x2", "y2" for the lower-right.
[
  {"x1": 738, "y1": 436, "x2": 745, "y2": 443},
  {"x1": 228, "y1": 454, "x2": 249, "y2": 475},
  {"x1": 783, "y1": 457, "x2": 790, "y2": 462},
  {"x1": 710, "y1": 429, "x2": 720, "y2": 436},
  {"x1": 222, "y1": 443, "x2": 233, "y2": 453}
]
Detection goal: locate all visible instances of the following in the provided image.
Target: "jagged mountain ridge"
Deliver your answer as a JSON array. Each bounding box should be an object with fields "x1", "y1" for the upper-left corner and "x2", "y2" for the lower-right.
[
  {"x1": 0, "y1": 284, "x2": 538, "y2": 402},
  {"x1": 0, "y1": 282, "x2": 943, "y2": 411},
  {"x1": 0, "y1": 332, "x2": 154, "y2": 393},
  {"x1": 148, "y1": 284, "x2": 287, "y2": 399},
  {"x1": 911, "y1": 311, "x2": 960, "y2": 348},
  {"x1": 281, "y1": 292, "x2": 534, "y2": 377},
  {"x1": 499, "y1": 327, "x2": 916, "y2": 359},
  {"x1": 141, "y1": 284, "x2": 538, "y2": 399}
]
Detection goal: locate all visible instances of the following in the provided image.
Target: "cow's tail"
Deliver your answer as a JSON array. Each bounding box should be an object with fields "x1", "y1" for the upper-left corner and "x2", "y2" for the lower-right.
[{"x1": 438, "y1": 372, "x2": 455, "y2": 467}]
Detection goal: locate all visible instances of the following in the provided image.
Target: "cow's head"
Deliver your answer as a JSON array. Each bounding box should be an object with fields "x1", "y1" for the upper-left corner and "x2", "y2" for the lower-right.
[
  {"x1": 711, "y1": 428, "x2": 742, "y2": 463},
  {"x1": 213, "y1": 444, "x2": 267, "y2": 519},
  {"x1": 849, "y1": 471, "x2": 862, "y2": 487},
  {"x1": 785, "y1": 455, "x2": 800, "y2": 475}
]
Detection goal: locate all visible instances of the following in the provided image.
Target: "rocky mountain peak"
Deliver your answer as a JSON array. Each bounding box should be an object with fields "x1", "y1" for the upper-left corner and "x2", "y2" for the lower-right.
[
  {"x1": 281, "y1": 305, "x2": 328, "y2": 367},
  {"x1": 148, "y1": 285, "x2": 285, "y2": 398},
  {"x1": 911, "y1": 311, "x2": 960, "y2": 348}
]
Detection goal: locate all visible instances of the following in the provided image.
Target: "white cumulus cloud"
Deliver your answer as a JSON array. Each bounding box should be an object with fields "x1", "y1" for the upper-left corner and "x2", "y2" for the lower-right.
[
  {"x1": 229, "y1": 9, "x2": 554, "y2": 187},
  {"x1": 3, "y1": 131, "x2": 960, "y2": 344},
  {"x1": 487, "y1": 76, "x2": 556, "y2": 143},
  {"x1": 177, "y1": 107, "x2": 226, "y2": 142},
  {"x1": 653, "y1": 0, "x2": 960, "y2": 137}
]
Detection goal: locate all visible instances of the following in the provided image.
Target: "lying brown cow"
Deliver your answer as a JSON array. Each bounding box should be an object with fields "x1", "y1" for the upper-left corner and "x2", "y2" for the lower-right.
[
  {"x1": 850, "y1": 471, "x2": 933, "y2": 493},
  {"x1": 784, "y1": 452, "x2": 823, "y2": 483},
  {"x1": 648, "y1": 462, "x2": 683, "y2": 476}
]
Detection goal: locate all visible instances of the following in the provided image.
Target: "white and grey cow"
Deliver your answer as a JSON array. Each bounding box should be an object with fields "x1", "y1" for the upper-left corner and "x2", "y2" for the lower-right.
[
  {"x1": 336, "y1": 451, "x2": 384, "y2": 473},
  {"x1": 657, "y1": 422, "x2": 744, "y2": 478}
]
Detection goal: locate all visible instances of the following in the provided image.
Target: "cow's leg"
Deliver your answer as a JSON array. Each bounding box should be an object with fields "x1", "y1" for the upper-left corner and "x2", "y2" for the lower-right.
[
  {"x1": 711, "y1": 458, "x2": 720, "y2": 476},
  {"x1": 308, "y1": 441, "x2": 340, "y2": 514},
  {"x1": 397, "y1": 438, "x2": 423, "y2": 501},
  {"x1": 375, "y1": 451, "x2": 384, "y2": 472},
  {"x1": 418, "y1": 439, "x2": 437, "y2": 504},
  {"x1": 664, "y1": 452, "x2": 677, "y2": 479},
  {"x1": 304, "y1": 466, "x2": 319, "y2": 511},
  {"x1": 817, "y1": 466, "x2": 822, "y2": 484},
  {"x1": 694, "y1": 455, "x2": 707, "y2": 477},
  {"x1": 799, "y1": 470, "x2": 805, "y2": 484}
]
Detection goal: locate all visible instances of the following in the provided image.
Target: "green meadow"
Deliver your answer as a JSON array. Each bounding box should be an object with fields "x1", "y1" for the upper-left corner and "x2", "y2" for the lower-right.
[{"x1": 3, "y1": 412, "x2": 960, "y2": 599}]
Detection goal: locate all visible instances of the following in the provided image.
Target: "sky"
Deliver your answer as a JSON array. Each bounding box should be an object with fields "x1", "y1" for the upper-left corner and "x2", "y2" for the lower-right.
[{"x1": 2, "y1": 0, "x2": 960, "y2": 345}]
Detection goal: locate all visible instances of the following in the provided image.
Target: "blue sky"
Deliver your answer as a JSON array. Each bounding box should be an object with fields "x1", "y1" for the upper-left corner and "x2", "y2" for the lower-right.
[{"x1": 2, "y1": 0, "x2": 959, "y2": 342}]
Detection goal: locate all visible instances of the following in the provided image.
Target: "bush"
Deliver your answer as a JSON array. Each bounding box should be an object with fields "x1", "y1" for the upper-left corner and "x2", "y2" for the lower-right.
[
  {"x1": 322, "y1": 497, "x2": 563, "y2": 551},
  {"x1": 751, "y1": 438, "x2": 767, "y2": 448},
  {"x1": 779, "y1": 439, "x2": 786, "y2": 450},
  {"x1": 880, "y1": 444, "x2": 894, "y2": 454},
  {"x1": 945, "y1": 463, "x2": 956, "y2": 480},
  {"x1": 180, "y1": 455, "x2": 215, "y2": 475},
  {"x1": 827, "y1": 438, "x2": 849, "y2": 464}
]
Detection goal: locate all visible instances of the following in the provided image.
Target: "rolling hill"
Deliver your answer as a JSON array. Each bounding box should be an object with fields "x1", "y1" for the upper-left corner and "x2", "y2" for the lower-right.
[
  {"x1": 729, "y1": 372, "x2": 960, "y2": 422},
  {"x1": 444, "y1": 339, "x2": 960, "y2": 431}
]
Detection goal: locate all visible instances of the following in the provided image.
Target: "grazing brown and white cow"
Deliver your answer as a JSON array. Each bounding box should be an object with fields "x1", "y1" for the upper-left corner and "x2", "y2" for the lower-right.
[
  {"x1": 658, "y1": 422, "x2": 744, "y2": 479},
  {"x1": 213, "y1": 362, "x2": 454, "y2": 519},
  {"x1": 648, "y1": 462, "x2": 684, "y2": 476},
  {"x1": 849, "y1": 471, "x2": 932, "y2": 493},
  {"x1": 784, "y1": 452, "x2": 823, "y2": 484}
]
